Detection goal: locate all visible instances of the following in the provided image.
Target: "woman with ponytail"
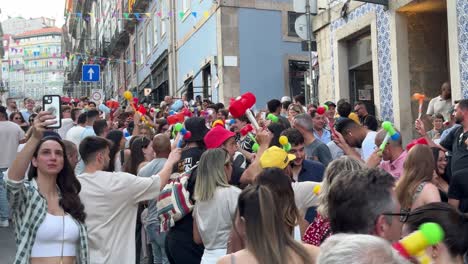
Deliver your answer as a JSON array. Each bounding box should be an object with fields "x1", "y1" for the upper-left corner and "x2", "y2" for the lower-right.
[{"x1": 218, "y1": 185, "x2": 318, "y2": 264}]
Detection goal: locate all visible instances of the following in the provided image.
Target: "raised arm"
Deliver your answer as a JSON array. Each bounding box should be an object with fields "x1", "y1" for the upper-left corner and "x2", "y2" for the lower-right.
[
  {"x1": 8, "y1": 111, "x2": 56, "y2": 182},
  {"x1": 158, "y1": 148, "x2": 182, "y2": 190},
  {"x1": 239, "y1": 129, "x2": 273, "y2": 184}
]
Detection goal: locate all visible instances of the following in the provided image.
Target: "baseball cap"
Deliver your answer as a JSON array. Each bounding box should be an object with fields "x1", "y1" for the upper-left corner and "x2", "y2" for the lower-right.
[
  {"x1": 281, "y1": 96, "x2": 292, "y2": 103},
  {"x1": 324, "y1": 101, "x2": 336, "y2": 108},
  {"x1": 260, "y1": 146, "x2": 296, "y2": 170},
  {"x1": 204, "y1": 125, "x2": 236, "y2": 149}
]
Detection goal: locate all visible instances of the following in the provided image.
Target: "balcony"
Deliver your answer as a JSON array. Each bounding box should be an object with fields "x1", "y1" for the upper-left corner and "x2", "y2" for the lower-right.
[
  {"x1": 11, "y1": 64, "x2": 25, "y2": 70},
  {"x1": 106, "y1": 28, "x2": 130, "y2": 57},
  {"x1": 123, "y1": 0, "x2": 150, "y2": 33}
]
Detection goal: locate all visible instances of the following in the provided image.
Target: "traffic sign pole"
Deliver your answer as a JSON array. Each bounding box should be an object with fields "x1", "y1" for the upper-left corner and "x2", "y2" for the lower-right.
[
  {"x1": 82, "y1": 65, "x2": 101, "y2": 82},
  {"x1": 305, "y1": 1, "x2": 317, "y2": 106}
]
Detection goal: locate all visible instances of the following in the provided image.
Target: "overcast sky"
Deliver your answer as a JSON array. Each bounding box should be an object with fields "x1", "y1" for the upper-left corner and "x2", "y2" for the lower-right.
[{"x1": 1, "y1": 0, "x2": 65, "y2": 27}]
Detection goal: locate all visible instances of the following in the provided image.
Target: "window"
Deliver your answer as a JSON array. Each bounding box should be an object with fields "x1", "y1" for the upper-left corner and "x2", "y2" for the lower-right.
[
  {"x1": 182, "y1": 0, "x2": 190, "y2": 13},
  {"x1": 139, "y1": 33, "x2": 144, "y2": 64},
  {"x1": 146, "y1": 24, "x2": 152, "y2": 56},
  {"x1": 161, "y1": 1, "x2": 167, "y2": 37},
  {"x1": 133, "y1": 42, "x2": 137, "y2": 73},
  {"x1": 287, "y1": 12, "x2": 301, "y2": 37},
  {"x1": 153, "y1": 11, "x2": 158, "y2": 46}
]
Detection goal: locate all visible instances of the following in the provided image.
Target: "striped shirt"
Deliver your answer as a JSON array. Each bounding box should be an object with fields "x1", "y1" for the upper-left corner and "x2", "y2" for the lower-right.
[{"x1": 4, "y1": 173, "x2": 89, "y2": 264}]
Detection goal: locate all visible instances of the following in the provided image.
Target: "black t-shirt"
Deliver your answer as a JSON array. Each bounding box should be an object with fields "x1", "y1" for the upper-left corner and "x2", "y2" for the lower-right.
[
  {"x1": 440, "y1": 126, "x2": 468, "y2": 175},
  {"x1": 173, "y1": 146, "x2": 204, "y2": 173},
  {"x1": 230, "y1": 152, "x2": 247, "y2": 187},
  {"x1": 238, "y1": 134, "x2": 255, "y2": 153},
  {"x1": 447, "y1": 168, "x2": 468, "y2": 213}
]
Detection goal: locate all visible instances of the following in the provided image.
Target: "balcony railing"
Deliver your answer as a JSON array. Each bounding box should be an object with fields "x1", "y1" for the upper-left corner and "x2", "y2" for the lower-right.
[
  {"x1": 123, "y1": 0, "x2": 150, "y2": 33},
  {"x1": 106, "y1": 28, "x2": 130, "y2": 57}
]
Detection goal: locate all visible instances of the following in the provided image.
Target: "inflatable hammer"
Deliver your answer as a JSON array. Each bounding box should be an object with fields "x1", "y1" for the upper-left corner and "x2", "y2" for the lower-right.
[
  {"x1": 229, "y1": 92, "x2": 260, "y2": 130},
  {"x1": 174, "y1": 123, "x2": 192, "y2": 148},
  {"x1": 267, "y1": 113, "x2": 279, "y2": 123},
  {"x1": 123, "y1": 91, "x2": 152, "y2": 127},
  {"x1": 412, "y1": 93, "x2": 426, "y2": 120},
  {"x1": 393, "y1": 222, "x2": 444, "y2": 264},
  {"x1": 279, "y1": 136, "x2": 291, "y2": 152},
  {"x1": 240, "y1": 124, "x2": 259, "y2": 152},
  {"x1": 167, "y1": 113, "x2": 185, "y2": 125},
  {"x1": 379, "y1": 121, "x2": 400, "y2": 151}
]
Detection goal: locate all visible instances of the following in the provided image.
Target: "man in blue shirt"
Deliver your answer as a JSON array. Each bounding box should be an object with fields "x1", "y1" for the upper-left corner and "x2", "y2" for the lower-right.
[
  {"x1": 311, "y1": 109, "x2": 331, "y2": 144},
  {"x1": 20, "y1": 97, "x2": 35, "y2": 121},
  {"x1": 281, "y1": 128, "x2": 325, "y2": 222}
]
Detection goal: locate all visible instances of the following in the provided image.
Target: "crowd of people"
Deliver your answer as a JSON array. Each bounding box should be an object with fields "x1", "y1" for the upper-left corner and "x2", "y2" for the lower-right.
[{"x1": 0, "y1": 84, "x2": 467, "y2": 264}]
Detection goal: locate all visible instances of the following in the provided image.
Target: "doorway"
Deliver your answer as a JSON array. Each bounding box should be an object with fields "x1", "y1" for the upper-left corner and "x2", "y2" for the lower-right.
[
  {"x1": 349, "y1": 62, "x2": 375, "y2": 116},
  {"x1": 398, "y1": 0, "x2": 449, "y2": 123},
  {"x1": 347, "y1": 31, "x2": 375, "y2": 116}
]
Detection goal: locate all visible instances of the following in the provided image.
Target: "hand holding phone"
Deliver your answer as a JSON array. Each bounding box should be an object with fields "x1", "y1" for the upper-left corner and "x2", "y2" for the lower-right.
[{"x1": 42, "y1": 95, "x2": 62, "y2": 129}]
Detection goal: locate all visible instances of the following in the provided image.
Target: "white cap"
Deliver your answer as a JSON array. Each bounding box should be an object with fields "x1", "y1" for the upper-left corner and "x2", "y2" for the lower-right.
[{"x1": 281, "y1": 96, "x2": 291, "y2": 103}]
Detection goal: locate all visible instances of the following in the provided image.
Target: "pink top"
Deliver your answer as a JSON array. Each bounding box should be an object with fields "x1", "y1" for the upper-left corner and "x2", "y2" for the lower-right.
[
  {"x1": 302, "y1": 214, "x2": 332, "y2": 246},
  {"x1": 379, "y1": 151, "x2": 408, "y2": 180}
]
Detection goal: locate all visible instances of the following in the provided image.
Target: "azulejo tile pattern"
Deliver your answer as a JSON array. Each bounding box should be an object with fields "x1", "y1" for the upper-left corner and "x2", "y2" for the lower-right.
[
  {"x1": 329, "y1": 2, "x2": 394, "y2": 122},
  {"x1": 457, "y1": 0, "x2": 468, "y2": 98}
]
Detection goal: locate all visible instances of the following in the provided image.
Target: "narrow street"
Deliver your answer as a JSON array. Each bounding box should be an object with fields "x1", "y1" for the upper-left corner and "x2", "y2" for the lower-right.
[{"x1": 0, "y1": 226, "x2": 15, "y2": 263}]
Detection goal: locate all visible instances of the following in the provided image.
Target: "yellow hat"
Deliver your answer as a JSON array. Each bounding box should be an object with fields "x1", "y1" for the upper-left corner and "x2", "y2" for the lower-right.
[
  {"x1": 260, "y1": 146, "x2": 296, "y2": 170},
  {"x1": 348, "y1": 112, "x2": 360, "y2": 124}
]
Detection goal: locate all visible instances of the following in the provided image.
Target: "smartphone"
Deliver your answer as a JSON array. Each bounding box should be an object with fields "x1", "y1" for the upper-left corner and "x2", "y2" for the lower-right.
[{"x1": 42, "y1": 95, "x2": 62, "y2": 128}]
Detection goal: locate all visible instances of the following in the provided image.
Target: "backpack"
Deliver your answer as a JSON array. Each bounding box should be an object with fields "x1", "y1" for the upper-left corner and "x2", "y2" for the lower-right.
[{"x1": 156, "y1": 165, "x2": 197, "y2": 232}]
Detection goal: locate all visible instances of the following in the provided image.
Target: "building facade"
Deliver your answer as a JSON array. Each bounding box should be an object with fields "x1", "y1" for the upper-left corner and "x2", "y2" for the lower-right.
[
  {"x1": 172, "y1": 0, "x2": 311, "y2": 107},
  {"x1": 2, "y1": 27, "x2": 65, "y2": 100},
  {"x1": 64, "y1": 0, "x2": 313, "y2": 108},
  {"x1": 2, "y1": 17, "x2": 56, "y2": 36},
  {"x1": 313, "y1": 0, "x2": 467, "y2": 143}
]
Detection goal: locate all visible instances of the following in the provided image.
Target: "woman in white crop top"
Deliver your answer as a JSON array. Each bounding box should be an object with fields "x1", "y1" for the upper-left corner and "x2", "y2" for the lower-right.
[
  {"x1": 192, "y1": 149, "x2": 241, "y2": 264},
  {"x1": 5, "y1": 111, "x2": 89, "y2": 264}
]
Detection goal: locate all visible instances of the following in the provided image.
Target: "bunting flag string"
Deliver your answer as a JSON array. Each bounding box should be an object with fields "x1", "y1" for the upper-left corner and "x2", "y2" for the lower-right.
[{"x1": 64, "y1": 10, "x2": 210, "y2": 21}]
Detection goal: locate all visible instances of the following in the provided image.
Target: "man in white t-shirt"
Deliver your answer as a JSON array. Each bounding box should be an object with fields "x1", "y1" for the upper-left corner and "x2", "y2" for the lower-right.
[
  {"x1": 66, "y1": 112, "x2": 87, "y2": 146},
  {"x1": 0, "y1": 106, "x2": 26, "y2": 227},
  {"x1": 334, "y1": 118, "x2": 377, "y2": 162},
  {"x1": 5, "y1": 98, "x2": 18, "y2": 117},
  {"x1": 426, "y1": 81, "x2": 452, "y2": 120},
  {"x1": 77, "y1": 136, "x2": 181, "y2": 264},
  {"x1": 58, "y1": 106, "x2": 79, "y2": 139}
]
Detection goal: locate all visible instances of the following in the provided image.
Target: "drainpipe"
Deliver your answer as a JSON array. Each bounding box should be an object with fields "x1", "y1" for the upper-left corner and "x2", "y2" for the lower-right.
[{"x1": 168, "y1": 0, "x2": 177, "y2": 96}]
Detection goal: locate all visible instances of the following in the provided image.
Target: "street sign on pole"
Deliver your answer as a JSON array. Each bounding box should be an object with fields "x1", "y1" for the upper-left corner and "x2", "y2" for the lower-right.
[
  {"x1": 82, "y1": 64, "x2": 100, "y2": 82},
  {"x1": 91, "y1": 89, "x2": 104, "y2": 102}
]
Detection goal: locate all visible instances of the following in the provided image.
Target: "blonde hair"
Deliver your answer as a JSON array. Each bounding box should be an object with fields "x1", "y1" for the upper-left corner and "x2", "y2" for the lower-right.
[
  {"x1": 288, "y1": 103, "x2": 305, "y2": 114},
  {"x1": 317, "y1": 156, "x2": 365, "y2": 218},
  {"x1": 395, "y1": 144, "x2": 435, "y2": 209},
  {"x1": 194, "y1": 148, "x2": 231, "y2": 201}
]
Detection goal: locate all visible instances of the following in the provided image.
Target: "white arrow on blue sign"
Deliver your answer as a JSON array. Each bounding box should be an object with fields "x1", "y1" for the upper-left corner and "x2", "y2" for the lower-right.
[{"x1": 82, "y1": 64, "x2": 100, "y2": 82}]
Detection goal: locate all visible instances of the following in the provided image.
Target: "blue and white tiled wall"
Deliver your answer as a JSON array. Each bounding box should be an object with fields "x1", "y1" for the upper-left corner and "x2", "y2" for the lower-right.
[
  {"x1": 330, "y1": 3, "x2": 394, "y2": 122},
  {"x1": 457, "y1": 0, "x2": 468, "y2": 98},
  {"x1": 329, "y1": 0, "x2": 468, "y2": 120}
]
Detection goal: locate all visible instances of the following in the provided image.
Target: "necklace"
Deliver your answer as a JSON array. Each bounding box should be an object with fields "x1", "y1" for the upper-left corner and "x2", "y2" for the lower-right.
[{"x1": 60, "y1": 209, "x2": 64, "y2": 264}]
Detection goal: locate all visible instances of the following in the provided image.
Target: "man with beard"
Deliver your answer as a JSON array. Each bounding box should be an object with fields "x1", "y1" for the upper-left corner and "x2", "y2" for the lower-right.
[
  {"x1": 77, "y1": 136, "x2": 181, "y2": 263},
  {"x1": 334, "y1": 118, "x2": 377, "y2": 162},
  {"x1": 426, "y1": 81, "x2": 452, "y2": 121},
  {"x1": 281, "y1": 128, "x2": 324, "y2": 223},
  {"x1": 417, "y1": 99, "x2": 468, "y2": 212}
]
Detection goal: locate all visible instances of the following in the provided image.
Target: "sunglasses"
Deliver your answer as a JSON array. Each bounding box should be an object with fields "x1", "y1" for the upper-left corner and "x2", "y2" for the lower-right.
[
  {"x1": 458, "y1": 132, "x2": 468, "y2": 147},
  {"x1": 382, "y1": 209, "x2": 410, "y2": 223}
]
